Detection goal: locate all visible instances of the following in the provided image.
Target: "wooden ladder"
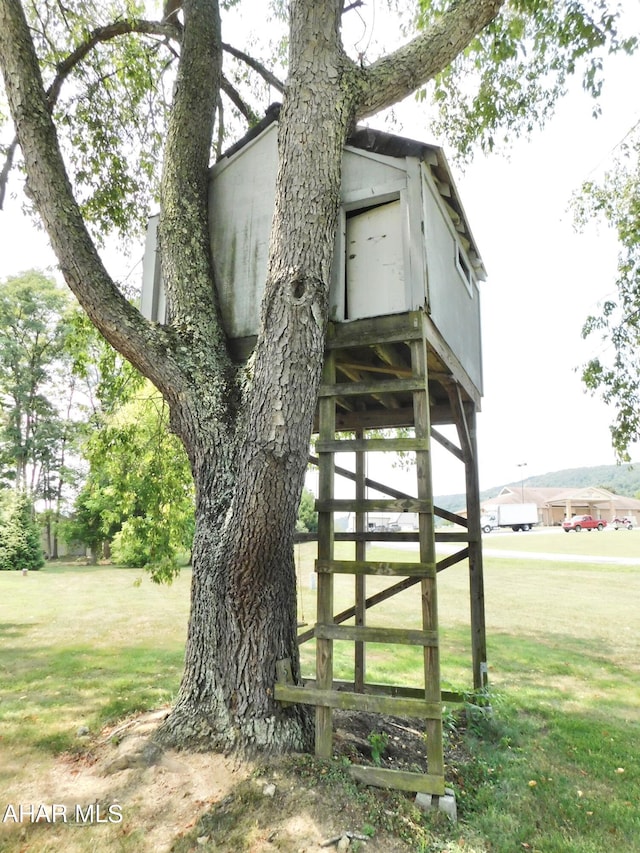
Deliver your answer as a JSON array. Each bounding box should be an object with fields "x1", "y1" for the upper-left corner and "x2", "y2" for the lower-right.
[{"x1": 276, "y1": 319, "x2": 445, "y2": 796}]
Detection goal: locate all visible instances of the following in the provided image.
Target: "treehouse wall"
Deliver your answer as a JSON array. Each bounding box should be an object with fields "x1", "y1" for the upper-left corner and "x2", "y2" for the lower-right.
[
  {"x1": 421, "y1": 164, "x2": 484, "y2": 394},
  {"x1": 140, "y1": 122, "x2": 485, "y2": 396}
]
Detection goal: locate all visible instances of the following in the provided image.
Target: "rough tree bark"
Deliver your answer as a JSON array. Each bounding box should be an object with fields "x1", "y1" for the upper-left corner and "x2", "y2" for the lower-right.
[{"x1": 0, "y1": 0, "x2": 505, "y2": 753}]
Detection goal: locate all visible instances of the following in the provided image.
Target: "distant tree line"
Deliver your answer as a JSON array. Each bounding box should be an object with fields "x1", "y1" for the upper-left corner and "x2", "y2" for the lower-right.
[
  {"x1": 522, "y1": 465, "x2": 640, "y2": 498},
  {"x1": 0, "y1": 270, "x2": 317, "y2": 575}
]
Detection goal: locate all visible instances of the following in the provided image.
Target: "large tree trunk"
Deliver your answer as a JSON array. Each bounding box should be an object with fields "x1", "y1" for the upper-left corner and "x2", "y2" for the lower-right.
[{"x1": 158, "y1": 0, "x2": 353, "y2": 754}]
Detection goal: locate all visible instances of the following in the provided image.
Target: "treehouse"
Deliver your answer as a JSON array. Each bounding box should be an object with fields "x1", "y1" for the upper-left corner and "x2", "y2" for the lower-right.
[
  {"x1": 141, "y1": 114, "x2": 488, "y2": 802},
  {"x1": 142, "y1": 117, "x2": 485, "y2": 403}
]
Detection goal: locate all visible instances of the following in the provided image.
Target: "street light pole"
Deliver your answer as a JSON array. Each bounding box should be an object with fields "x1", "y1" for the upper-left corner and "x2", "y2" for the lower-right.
[{"x1": 517, "y1": 462, "x2": 528, "y2": 503}]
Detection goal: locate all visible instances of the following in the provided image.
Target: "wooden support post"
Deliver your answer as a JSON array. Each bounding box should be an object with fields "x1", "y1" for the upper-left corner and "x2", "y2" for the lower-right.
[
  {"x1": 411, "y1": 319, "x2": 444, "y2": 782},
  {"x1": 355, "y1": 429, "x2": 366, "y2": 692},
  {"x1": 463, "y1": 404, "x2": 488, "y2": 691},
  {"x1": 445, "y1": 382, "x2": 488, "y2": 692},
  {"x1": 316, "y1": 351, "x2": 336, "y2": 759}
]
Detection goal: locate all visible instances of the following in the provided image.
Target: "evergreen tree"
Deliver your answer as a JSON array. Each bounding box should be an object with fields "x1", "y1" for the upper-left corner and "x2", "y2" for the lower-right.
[{"x1": 0, "y1": 490, "x2": 45, "y2": 571}]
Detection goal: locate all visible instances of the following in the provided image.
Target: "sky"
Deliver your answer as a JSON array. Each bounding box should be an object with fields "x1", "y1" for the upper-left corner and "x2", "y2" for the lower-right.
[
  {"x1": 1, "y1": 3, "x2": 639, "y2": 498},
  {"x1": 444, "y1": 47, "x2": 640, "y2": 493}
]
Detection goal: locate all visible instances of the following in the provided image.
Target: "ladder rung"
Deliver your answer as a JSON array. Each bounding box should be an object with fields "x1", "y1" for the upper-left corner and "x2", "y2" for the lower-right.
[
  {"x1": 315, "y1": 437, "x2": 429, "y2": 453},
  {"x1": 335, "y1": 531, "x2": 420, "y2": 542},
  {"x1": 319, "y1": 377, "x2": 425, "y2": 397},
  {"x1": 273, "y1": 683, "x2": 442, "y2": 719},
  {"x1": 348, "y1": 766, "x2": 445, "y2": 796},
  {"x1": 316, "y1": 559, "x2": 436, "y2": 578},
  {"x1": 302, "y1": 679, "x2": 466, "y2": 705},
  {"x1": 435, "y1": 532, "x2": 471, "y2": 543},
  {"x1": 315, "y1": 624, "x2": 438, "y2": 647},
  {"x1": 315, "y1": 498, "x2": 432, "y2": 514}
]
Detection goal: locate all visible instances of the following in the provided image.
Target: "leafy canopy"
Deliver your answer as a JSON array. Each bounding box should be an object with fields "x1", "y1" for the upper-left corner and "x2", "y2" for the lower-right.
[
  {"x1": 70, "y1": 381, "x2": 195, "y2": 581},
  {"x1": 574, "y1": 122, "x2": 640, "y2": 460},
  {"x1": 0, "y1": 270, "x2": 76, "y2": 495},
  {"x1": 2, "y1": 1, "x2": 636, "y2": 244},
  {"x1": 422, "y1": 0, "x2": 637, "y2": 157}
]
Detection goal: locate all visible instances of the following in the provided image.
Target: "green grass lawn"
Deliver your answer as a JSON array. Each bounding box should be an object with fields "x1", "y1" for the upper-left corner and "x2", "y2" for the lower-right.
[
  {"x1": 1, "y1": 544, "x2": 639, "y2": 852},
  {"x1": 296, "y1": 539, "x2": 640, "y2": 852},
  {"x1": 0, "y1": 565, "x2": 189, "y2": 768}
]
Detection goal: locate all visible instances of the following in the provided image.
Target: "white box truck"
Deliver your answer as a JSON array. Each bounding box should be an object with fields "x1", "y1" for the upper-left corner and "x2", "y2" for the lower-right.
[{"x1": 481, "y1": 503, "x2": 538, "y2": 533}]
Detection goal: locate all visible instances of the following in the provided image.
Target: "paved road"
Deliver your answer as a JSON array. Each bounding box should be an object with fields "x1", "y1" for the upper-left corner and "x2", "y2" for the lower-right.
[
  {"x1": 477, "y1": 525, "x2": 640, "y2": 566},
  {"x1": 397, "y1": 527, "x2": 640, "y2": 565},
  {"x1": 476, "y1": 548, "x2": 640, "y2": 566}
]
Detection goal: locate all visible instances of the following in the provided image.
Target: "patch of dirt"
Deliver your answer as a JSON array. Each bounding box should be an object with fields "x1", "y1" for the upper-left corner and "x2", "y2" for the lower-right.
[
  {"x1": 333, "y1": 710, "x2": 430, "y2": 772},
  {"x1": 0, "y1": 708, "x2": 471, "y2": 853},
  {"x1": 1, "y1": 709, "x2": 249, "y2": 853}
]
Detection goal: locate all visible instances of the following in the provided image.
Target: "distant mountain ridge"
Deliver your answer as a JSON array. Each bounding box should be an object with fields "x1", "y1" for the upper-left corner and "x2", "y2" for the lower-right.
[{"x1": 435, "y1": 462, "x2": 640, "y2": 514}]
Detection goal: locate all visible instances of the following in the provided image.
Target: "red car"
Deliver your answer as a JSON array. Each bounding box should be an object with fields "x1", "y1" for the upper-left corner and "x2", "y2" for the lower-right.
[{"x1": 562, "y1": 515, "x2": 606, "y2": 532}]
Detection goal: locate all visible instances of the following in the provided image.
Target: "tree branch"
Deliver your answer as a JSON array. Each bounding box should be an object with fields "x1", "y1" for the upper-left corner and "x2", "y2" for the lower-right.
[
  {"x1": 0, "y1": 16, "x2": 181, "y2": 210},
  {"x1": 0, "y1": 0, "x2": 186, "y2": 403},
  {"x1": 158, "y1": 0, "x2": 235, "y2": 388},
  {"x1": 222, "y1": 41, "x2": 285, "y2": 93},
  {"x1": 353, "y1": 0, "x2": 507, "y2": 120},
  {"x1": 47, "y1": 18, "x2": 182, "y2": 105},
  {"x1": 220, "y1": 75, "x2": 260, "y2": 124},
  {"x1": 0, "y1": 19, "x2": 283, "y2": 206}
]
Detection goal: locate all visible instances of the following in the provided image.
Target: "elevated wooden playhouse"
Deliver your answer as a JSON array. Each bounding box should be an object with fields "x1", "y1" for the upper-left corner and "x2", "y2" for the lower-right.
[{"x1": 142, "y1": 115, "x2": 489, "y2": 798}]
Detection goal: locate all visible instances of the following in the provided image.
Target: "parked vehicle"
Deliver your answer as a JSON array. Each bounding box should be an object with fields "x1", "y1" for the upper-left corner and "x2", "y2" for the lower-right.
[
  {"x1": 612, "y1": 516, "x2": 633, "y2": 530},
  {"x1": 481, "y1": 503, "x2": 539, "y2": 533},
  {"x1": 562, "y1": 514, "x2": 606, "y2": 532}
]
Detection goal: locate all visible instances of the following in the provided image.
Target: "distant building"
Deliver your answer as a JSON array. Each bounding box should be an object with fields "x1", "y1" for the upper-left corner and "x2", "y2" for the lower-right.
[
  {"x1": 483, "y1": 486, "x2": 640, "y2": 526},
  {"x1": 345, "y1": 511, "x2": 419, "y2": 532}
]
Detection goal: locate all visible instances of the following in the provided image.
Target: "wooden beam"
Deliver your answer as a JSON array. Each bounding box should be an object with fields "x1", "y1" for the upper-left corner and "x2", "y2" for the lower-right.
[
  {"x1": 373, "y1": 343, "x2": 411, "y2": 374},
  {"x1": 315, "y1": 437, "x2": 429, "y2": 453},
  {"x1": 326, "y1": 313, "x2": 424, "y2": 349},
  {"x1": 337, "y1": 360, "x2": 413, "y2": 378},
  {"x1": 273, "y1": 684, "x2": 442, "y2": 719},
  {"x1": 355, "y1": 431, "x2": 366, "y2": 693},
  {"x1": 431, "y1": 426, "x2": 464, "y2": 462},
  {"x1": 315, "y1": 559, "x2": 436, "y2": 577},
  {"x1": 302, "y1": 679, "x2": 466, "y2": 705},
  {"x1": 411, "y1": 321, "x2": 444, "y2": 782},
  {"x1": 308, "y1": 454, "x2": 416, "y2": 501},
  {"x1": 435, "y1": 531, "x2": 473, "y2": 543},
  {"x1": 315, "y1": 624, "x2": 438, "y2": 646},
  {"x1": 335, "y1": 531, "x2": 420, "y2": 542},
  {"x1": 315, "y1": 350, "x2": 336, "y2": 759},
  {"x1": 319, "y1": 377, "x2": 425, "y2": 398},
  {"x1": 462, "y1": 406, "x2": 488, "y2": 691},
  {"x1": 348, "y1": 766, "x2": 445, "y2": 796},
  {"x1": 315, "y1": 498, "x2": 432, "y2": 513},
  {"x1": 434, "y1": 506, "x2": 468, "y2": 527},
  {"x1": 333, "y1": 407, "x2": 415, "y2": 431}
]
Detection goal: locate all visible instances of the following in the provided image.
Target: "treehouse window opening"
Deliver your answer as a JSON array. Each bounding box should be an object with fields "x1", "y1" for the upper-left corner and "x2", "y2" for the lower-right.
[{"x1": 456, "y1": 245, "x2": 474, "y2": 296}]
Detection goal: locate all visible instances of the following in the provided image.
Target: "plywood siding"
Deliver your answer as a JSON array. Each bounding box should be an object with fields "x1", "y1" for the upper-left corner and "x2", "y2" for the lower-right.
[
  {"x1": 139, "y1": 214, "x2": 166, "y2": 323},
  {"x1": 422, "y1": 170, "x2": 483, "y2": 394},
  {"x1": 208, "y1": 127, "x2": 279, "y2": 337}
]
